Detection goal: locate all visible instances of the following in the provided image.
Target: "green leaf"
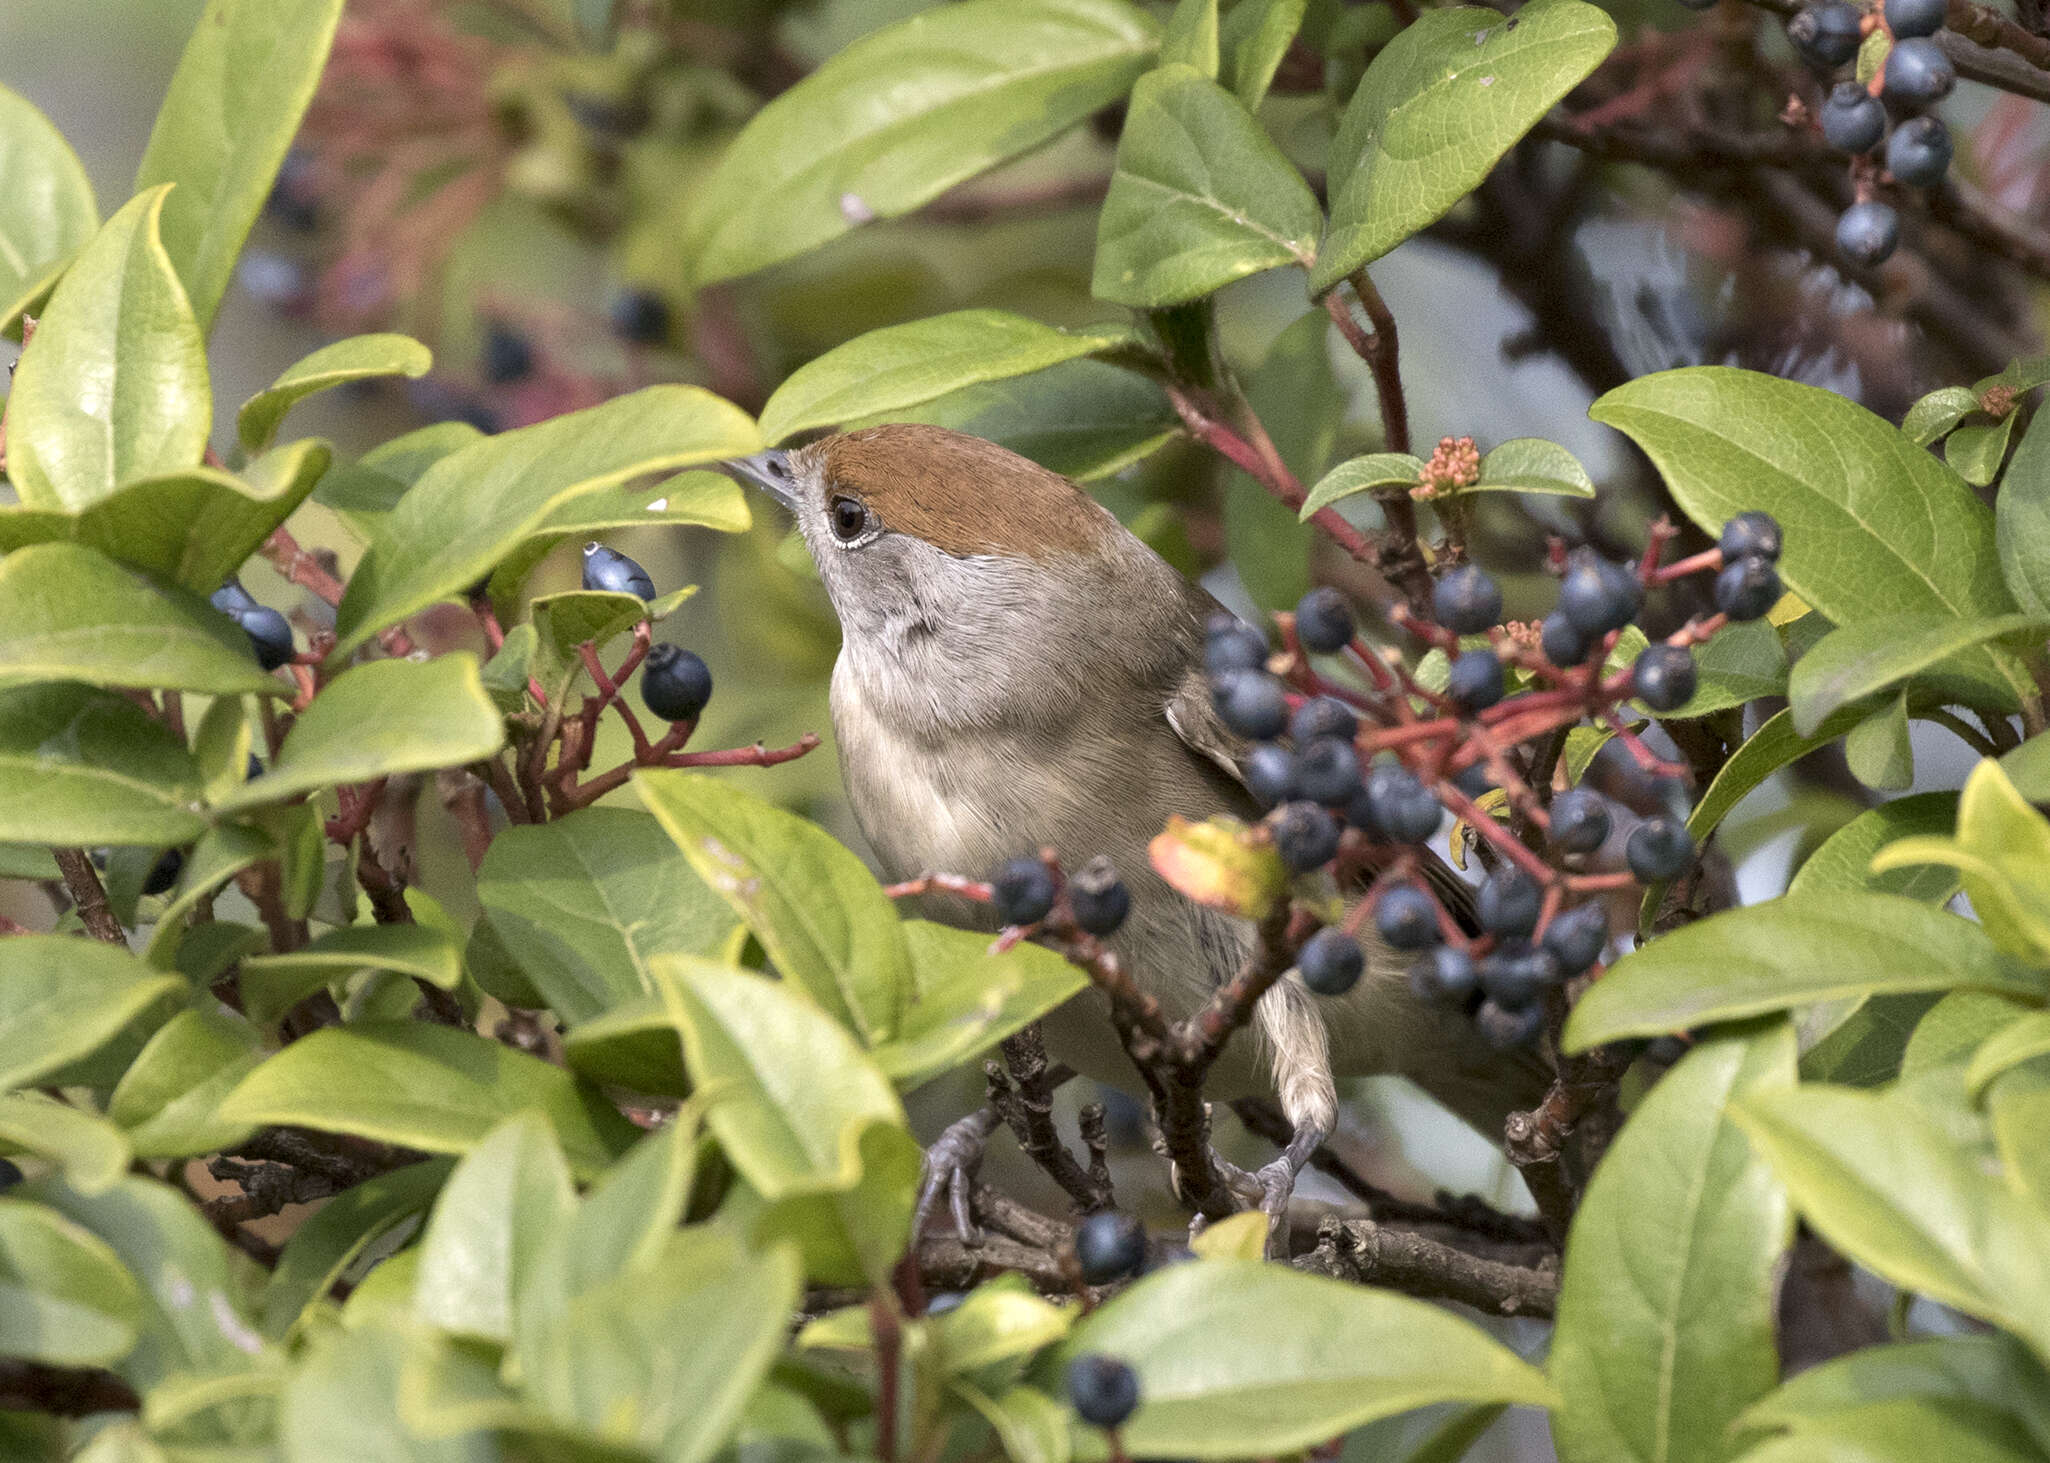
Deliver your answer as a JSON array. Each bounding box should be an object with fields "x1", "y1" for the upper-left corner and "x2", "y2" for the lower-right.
[
  {"x1": 475, "y1": 806, "x2": 738, "y2": 1026},
  {"x1": 106, "y1": 1008, "x2": 262, "y2": 1160},
  {"x1": 0, "y1": 1093, "x2": 131, "y2": 1195},
  {"x1": 133, "y1": 0, "x2": 345, "y2": 331},
  {"x1": 1161, "y1": 0, "x2": 1219, "y2": 73},
  {"x1": 332, "y1": 386, "x2": 759, "y2": 658},
  {"x1": 0, "y1": 542, "x2": 280, "y2": 697},
  {"x1": 1901, "y1": 385, "x2": 1982, "y2": 446},
  {"x1": 0, "y1": 937, "x2": 186, "y2": 1092},
  {"x1": 218, "y1": 1022, "x2": 638, "y2": 1178},
  {"x1": 0, "y1": 84, "x2": 97, "y2": 330},
  {"x1": 1150, "y1": 813, "x2": 1288, "y2": 919},
  {"x1": 1226, "y1": 308, "x2": 1335, "y2": 610},
  {"x1": 759, "y1": 311, "x2": 1134, "y2": 446},
  {"x1": 1987, "y1": 1057, "x2": 2050, "y2": 1211},
  {"x1": 0, "y1": 844, "x2": 61, "y2": 880},
  {"x1": 213, "y1": 655, "x2": 504, "y2": 814},
  {"x1": 1996, "y1": 401, "x2": 2050, "y2": 617},
  {"x1": 282, "y1": 1322, "x2": 495, "y2": 1463},
  {"x1": 1469, "y1": 438, "x2": 1597, "y2": 498},
  {"x1": 1844, "y1": 693, "x2": 1914, "y2": 791},
  {"x1": 1789, "y1": 613, "x2": 2047, "y2": 736},
  {"x1": 1947, "y1": 415, "x2": 2019, "y2": 487},
  {"x1": 957, "y1": 1382, "x2": 1073, "y2": 1463},
  {"x1": 413, "y1": 1111, "x2": 575, "y2": 1344},
  {"x1": 1735, "y1": 1399, "x2": 2046, "y2": 1463},
  {"x1": 487, "y1": 469, "x2": 750, "y2": 611},
  {"x1": 1053, "y1": 1259, "x2": 1556, "y2": 1455},
  {"x1": 260, "y1": 1158, "x2": 451, "y2": 1339},
  {"x1": 238, "y1": 922, "x2": 463, "y2": 1024},
  {"x1": 732, "y1": 1120, "x2": 920, "y2": 1289},
  {"x1": 1670, "y1": 619, "x2": 1788, "y2": 719},
  {"x1": 637, "y1": 770, "x2": 909, "y2": 1044},
  {"x1": 0, "y1": 684, "x2": 207, "y2": 846},
  {"x1": 3, "y1": 188, "x2": 210, "y2": 513},
  {"x1": 313, "y1": 420, "x2": 481, "y2": 520},
  {"x1": 1092, "y1": 66, "x2": 1320, "y2": 307},
  {"x1": 236, "y1": 333, "x2": 431, "y2": 454},
  {"x1": 0, "y1": 1197, "x2": 142, "y2": 1367},
  {"x1": 1874, "y1": 761, "x2": 2050, "y2": 962},
  {"x1": 1313, "y1": 0, "x2": 1616, "y2": 288},
  {"x1": 1565, "y1": 893, "x2": 2044, "y2": 1050},
  {"x1": 528, "y1": 586, "x2": 693, "y2": 703},
  {"x1": 1225, "y1": 0, "x2": 1310, "y2": 112},
  {"x1": 656, "y1": 956, "x2": 907, "y2": 1199},
  {"x1": 1966, "y1": 1011, "x2": 2050, "y2": 1096},
  {"x1": 480, "y1": 622, "x2": 538, "y2": 714},
  {"x1": 1732, "y1": 1084, "x2": 2050, "y2": 1367},
  {"x1": 1297, "y1": 453, "x2": 1425, "y2": 518},
  {"x1": 684, "y1": 0, "x2": 1159, "y2": 285},
  {"x1": 560, "y1": 996, "x2": 687, "y2": 1096},
  {"x1": 871, "y1": 922, "x2": 1087, "y2": 1087},
  {"x1": 1789, "y1": 792, "x2": 1961, "y2": 903},
  {"x1": 1549, "y1": 1023, "x2": 1797, "y2": 1463},
  {"x1": 141, "y1": 823, "x2": 274, "y2": 969},
  {"x1": 935, "y1": 1277, "x2": 1073, "y2": 1375}
]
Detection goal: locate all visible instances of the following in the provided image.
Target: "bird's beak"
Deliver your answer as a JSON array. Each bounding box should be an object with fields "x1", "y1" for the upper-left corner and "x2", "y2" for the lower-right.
[{"x1": 720, "y1": 450, "x2": 800, "y2": 513}]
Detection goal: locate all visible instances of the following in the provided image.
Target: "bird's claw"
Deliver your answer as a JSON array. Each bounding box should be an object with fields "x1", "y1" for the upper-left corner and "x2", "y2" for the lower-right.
[{"x1": 915, "y1": 1106, "x2": 1002, "y2": 1247}]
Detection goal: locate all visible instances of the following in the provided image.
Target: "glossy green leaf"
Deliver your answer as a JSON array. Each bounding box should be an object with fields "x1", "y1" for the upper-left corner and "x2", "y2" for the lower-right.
[
  {"x1": 141, "y1": 822, "x2": 274, "y2": 969},
  {"x1": 0, "y1": 542, "x2": 279, "y2": 697},
  {"x1": 760, "y1": 310, "x2": 1135, "y2": 445},
  {"x1": 1092, "y1": 66, "x2": 1319, "y2": 307},
  {"x1": 4, "y1": 188, "x2": 209, "y2": 512},
  {"x1": 1901, "y1": 385, "x2": 1981, "y2": 445},
  {"x1": 133, "y1": 0, "x2": 345, "y2": 330},
  {"x1": 260, "y1": 1158, "x2": 450, "y2": 1339},
  {"x1": 1996, "y1": 405, "x2": 2050, "y2": 618},
  {"x1": 490, "y1": 470, "x2": 747, "y2": 610},
  {"x1": 1670, "y1": 619, "x2": 1788, "y2": 719},
  {"x1": 1313, "y1": 0, "x2": 1615, "y2": 288},
  {"x1": 106, "y1": 1008, "x2": 262, "y2": 1160},
  {"x1": 1844, "y1": 693, "x2": 1914, "y2": 791},
  {"x1": 213, "y1": 655, "x2": 504, "y2": 814},
  {"x1": 1470, "y1": 438, "x2": 1597, "y2": 498},
  {"x1": 1873, "y1": 761, "x2": 2050, "y2": 962},
  {"x1": 332, "y1": 386, "x2": 759, "y2": 658},
  {"x1": 1947, "y1": 415, "x2": 2019, "y2": 487},
  {"x1": 313, "y1": 420, "x2": 481, "y2": 520},
  {"x1": 475, "y1": 806, "x2": 738, "y2": 1026},
  {"x1": 0, "y1": 684, "x2": 207, "y2": 846},
  {"x1": 1054, "y1": 1259, "x2": 1555, "y2": 1455},
  {"x1": 0, "y1": 84, "x2": 97, "y2": 329},
  {"x1": 218, "y1": 1022, "x2": 638, "y2": 1177},
  {"x1": 0, "y1": 1093, "x2": 130, "y2": 1195},
  {"x1": 872, "y1": 922, "x2": 1087, "y2": 1087},
  {"x1": 685, "y1": 0, "x2": 1158, "y2": 285},
  {"x1": 0, "y1": 937, "x2": 186, "y2": 1092},
  {"x1": 1297, "y1": 453, "x2": 1424, "y2": 518},
  {"x1": 638, "y1": 771, "x2": 908, "y2": 1043},
  {"x1": 236, "y1": 333, "x2": 431, "y2": 453},
  {"x1": 0, "y1": 1198, "x2": 142, "y2": 1367},
  {"x1": 528, "y1": 585, "x2": 693, "y2": 703},
  {"x1": 413, "y1": 1111, "x2": 575, "y2": 1343},
  {"x1": 1733, "y1": 1084, "x2": 2050, "y2": 1366},
  {"x1": 1566, "y1": 893, "x2": 2042, "y2": 1050},
  {"x1": 1549, "y1": 1023, "x2": 1796, "y2": 1463},
  {"x1": 1789, "y1": 613, "x2": 2046, "y2": 736},
  {"x1": 1226, "y1": 0, "x2": 1310, "y2": 111},
  {"x1": 238, "y1": 922, "x2": 463, "y2": 1024}
]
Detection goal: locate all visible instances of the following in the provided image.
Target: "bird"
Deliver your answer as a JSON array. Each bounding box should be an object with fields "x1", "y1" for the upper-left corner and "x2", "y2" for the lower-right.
[{"x1": 723, "y1": 424, "x2": 1547, "y2": 1226}]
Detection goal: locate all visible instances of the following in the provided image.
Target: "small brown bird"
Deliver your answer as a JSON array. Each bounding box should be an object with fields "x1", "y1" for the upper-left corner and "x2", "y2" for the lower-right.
[{"x1": 726, "y1": 425, "x2": 1544, "y2": 1220}]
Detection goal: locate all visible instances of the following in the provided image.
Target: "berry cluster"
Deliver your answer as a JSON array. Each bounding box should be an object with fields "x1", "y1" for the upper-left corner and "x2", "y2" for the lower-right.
[
  {"x1": 577, "y1": 544, "x2": 715, "y2": 724},
  {"x1": 1789, "y1": 0, "x2": 1955, "y2": 269},
  {"x1": 210, "y1": 578, "x2": 297, "y2": 671}
]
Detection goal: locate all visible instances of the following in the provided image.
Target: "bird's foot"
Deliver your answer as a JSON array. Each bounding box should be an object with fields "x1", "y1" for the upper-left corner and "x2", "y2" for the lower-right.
[
  {"x1": 915, "y1": 1105, "x2": 1002, "y2": 1247},
  {"x1": 1246, "y1": 1123, "x2": 1326, "y2": 1256}
]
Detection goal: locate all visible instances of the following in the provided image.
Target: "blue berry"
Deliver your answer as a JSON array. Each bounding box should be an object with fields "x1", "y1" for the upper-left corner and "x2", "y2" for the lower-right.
[
  {"x1": 1716, "y1": 556, "x2": 1783, "y2": 620},
  {"x1": 1479, "y1": 943, "x2": 1559, "y2": 1009},
  {"x1": 1886, "y1": 115, "x2": 1953, "y2": 187},
  {"x1": 1886, "y1": 0, "x2": 1947, "y2": 37},
  {"x1": 1819, "y1": 82, "x2": 1886, "y2": 153},
  {"x1": 1409, "y1": 945, "x2": 1478, "y2": 1004},
  {"x1": 581, "y1": 542, "x2": 656, "y2": 599},
  {"x1": 992, "y1": 858, "x2": 1058, "y2": 926},
  {"x1": 1295, "y1": 587, "x2": 1355, "y2": 653},
  {"x1": 0, "y1": 1158, "x2": 19, "y2": 1189},
  {"x1": 142, "y1": 847, "x2": 184, "y2": 897},
  {"x1": 1075, "y1": 1211, "x2": 1147, "y2": 1283},
  {"x1": 1364, "y1": 764, "x2": 1442, "y2": 844},
  {"x1": 1836, "y1": 200, "x2": 1900, "y2": 268},
  {"x1": 1296, "y1": 737, "x2": 1362, "y2": 806},
  {"x1": 1245, "y1": 742, "x2": 1299, "y2": 808},
  {"x1": 237, "y1": 606, "x2": 295, "y2": 670},
  {"x1": 1883, "y1": 36, "x2": 1955, "y2": 105},
  {"x1": 1433, "y1": 566, "x2": 1503, "y2": 635},
  {"x1": 1212, "y1": 669, "x2": 1290, "y2": 741},
  {"x1": 1376, "y1": 884, "x2": 1441, "y2": 950},
  {"x1": 1299, "y1": 927, "x2": 1364, "y2": 996},
  {"x1": 1271, "y1": 802, "x2": 1341, "y2": 872},
  {"x1": 1627, "y1": 817, "x2": 1696, "y2": 881},
  {"x1": 210, "y1": 578, "x2": 259, "y2": 617},
  {"x1": 1719, "y1": 512, "x2": 1784, "y2": 563},
  {"x1": 1477, "y1": 868, "x2": 1541, "y2": 939},
  {"x1": 1067, "y1": 1355, "x2": 1140, "y2": 1429},
  {"x1": 1789, "y1": 2, "x2": 1865, "y2": 67},
  {"x1": 1633, "y1": 644, "x2": 1698, "y2": 713},
  {"x1": 1541, "y1": 903, "x2": 1610, "y2": 975},
  {"x1": 640, "y1": 644, "x2": 712, "y2": 722},
  {"x1": 1549, "y1": 788, "x2": 1612, "y2": 855},
  {"x1": 1290, "y1": 695, "x2": 1358, "y2": 745},
  {"x1": 482, "y1": 322, "x2": 534, "y2": 384},
  {"x1": 1447, "y1": 649, "x2": 1505, "y2": 712},
  {"x1": 1069, "y1": 858, "x2": 1131, "y2": 937},
  {"x1": 1558, "y1": 552, "x2": 1642, "y2": 637},
  {"x1": 1204, "y1": 614, "x2": 1269, "y2": 675},
  {"x1": 609, "y1": 287, "x2": 671, "y2": 344},
  {"x1": 1476, "y1": 998, "x2": 1544, "y2": 1049},
  {"x1": 1541, "y1": 611, "x2": 1592, "y2": 667}
]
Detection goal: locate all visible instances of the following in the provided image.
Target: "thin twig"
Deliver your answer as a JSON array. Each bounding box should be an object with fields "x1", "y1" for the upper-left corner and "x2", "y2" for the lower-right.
[{"x1": 52, "y1": 850, "x2": 125, "y2": 946}]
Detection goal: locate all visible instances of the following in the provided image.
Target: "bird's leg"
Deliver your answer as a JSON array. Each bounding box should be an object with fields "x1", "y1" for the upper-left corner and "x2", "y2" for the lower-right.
[
  {"x1": 1251, "y1": 1119, "x2": 1325, "y2": 1222},
  {"x1": 914, "y1": 1105, "x2": 1001, "y2": 1247}
]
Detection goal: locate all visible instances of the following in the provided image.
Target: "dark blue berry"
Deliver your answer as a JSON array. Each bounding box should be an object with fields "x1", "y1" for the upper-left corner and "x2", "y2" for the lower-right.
[
  {"x1": 1212, "y1": 669, "x2": 1290, "y2": 741},
  {"x1": 1549, "y1": 788, "x2": 1612, "y2": 855},
  {"x1": 1271, "y1": 802, "x2": 1341, "y2": 872},
  {"x1": 1454, "y1": 763, "x2": 1494, "y2": 798},
  {"x1": 237, "y1": 605, "x2": 295, "y2": 670},
  {"x1": 1558, "y1": 552, "x2": 1642, "y2": 637},
  {"x1": 1295, "y1": 586, "x2": 1355, "y2": 653},
  {"x1": 1364, "y1": 765, "x2": 1442, "y2": 844},
  {"x1": 1819, "y1": 82, "x2": 1887, "y2": 154},
  {"x1": 1433, "y1": 565, "x2": 1502, "y2": 635},
  {"x1": 1299, "y1": 928, "x2": 1364, "y2": 996},
  {"x1": 1886, "y1": 114, "x2": 1953, "y2": 187},
  {"x1": 1633, "y1": 644, "x2": 1698, "y2": 713},
  {"x1": 1479, "y1": 943, "x2": 1559, "y2": 1009},
  {"x1": 1067, "y1": 1355, "x2": 1140, "y2": 1429},
  {"x1": 1885, "y1": 0, "x2": 1947, "y2": 37},
  {"x1": 1541, "y1": 611, "x2": 1592, "y2": 667},
  {"x1": 640, "y1": 644, "x2": 712, "y2": 722},
  {"x1": 0, "y1": 1158, "x2": 19, "y2": 1189},
  {"x1": 1789, "y1": 2, "x2": 1865, "y2": 67},
  {"x1": 1204, "y1": 614, "x2": 1269, "y2": 675},
  {"x1": 1290, "y1": 695, "x2": 1358, "y2": 745},
  {"x1": 482, "y1": 322, "x2": 535, "y2": 384},
  {"x1": 1627, "y1": 817, "x2": 1696, "y2": 881},
  {"x1": 1477, "y1": 868, "x2": 1541, "y2": 939},
  {"x1": 1074, "y1": 1211, "x2": 1147, "y2": 1284},
  {"x1": 1375, "y1": 884, "x2": 1441, "y2": 950},
  {"x1": 1296, "y1": 737, "x2": 1362, "y2": 806},
  {"x1": 992, "y1": 858, "x2": 1058, "y2": 926},
  {"x1": 1245, "y1": 743, "x2": 1299, "y2": 809},
  {"x1": 210, "y1": 578, "x2": 258, "y2": 617},
  {"x1": 1069, "y1": 859, "x2": 1131, "y2": 937},
  {"x1": 1408, "y1": 945, "x2": 1478, "y2": 1004},
  {"x1": 581, "y1": 542, "x2": 655, "y2": 599},
  {"x1": 1541, "y1": 903, "x2": 1610, "y2": 975},
  {"x1": 609, "y1": 287, "x2": 671, "y2": 344},
  {"x1": 265, "y1": 149, "x2": 321, "y2": 232},
  {"x1": 1883, "y1": 36, "x2": 1955, "y2": 106},
  {"x1": 1716, "y1": 556, "x2": 1783, "y2": 620},
  {"x1": 1836, "y1": 200, "x2": 1900, "y2": 268},
  {"x1": 1718, "y1": 512, "x2": 1784, "y2": 563},
  {"x1": 1447, "y1": 649, "x2": 1505, "y2": 712},
  {"x1": 142, "y1": 847, "x2": 184, "y2": 897},
  {"x1": 1476, "y1": 998, "x2": 1544, "y2": 1049}
]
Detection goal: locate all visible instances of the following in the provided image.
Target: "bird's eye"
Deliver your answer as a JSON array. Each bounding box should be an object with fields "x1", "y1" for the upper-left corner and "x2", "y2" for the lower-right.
[{"x1": 829, "y1": 495, "x2": 870, "y2": 543}]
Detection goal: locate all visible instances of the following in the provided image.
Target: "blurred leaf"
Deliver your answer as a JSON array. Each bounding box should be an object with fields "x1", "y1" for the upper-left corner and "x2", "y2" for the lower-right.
[
  {"x1": 871, "y1": 922, "x2": 1086, "y2": 1087},
  {"x1": 1297, "y1": 453, "x2": 1423, "y2": 517},
  {"x1": 1225, "y1": 0, "x2": 1310, "y2": 111},
  {"x1": 213, "y1": 655, "x2": 504, "y2": 814},
  {"x1": 1228, "y1": 309, "x2": 1335, "y2": 609},
  {"x1": 236, "y1": 333, "x2": 431, "y2": 453},
  {"x1": 1789, "y1": 613, "x2": 2046, "y2": 736},
  {"x1": 140, "y1": 823, "x2": 274, "y2": 970},
  {"x1": 760, "y1": 311, "x2": 1135, "y2": 444},
  {"x1": 1189, "y1": 1211, "x2": 1269, "y2": 1261},
  {"x1": 1313, "y1": 0, "x2": 1615, "y2": 288},
  {"x1": 1874, "y1": 761, "x2": 2050, "y2": 962},
  {"x1": 730, "y1": 1120, "x2": 920, "y2": 1289},
  {"x1": 685, "y1": 0, "x2": 1159, "y2": 285},
  {"x1": 332, "y1": 386, "x2": 759, "y2": 658},
  {"x1": 1902, "y1": 989, "x2": 2025, "y2": 1078},
  {"x1": 480, "y1": 622, "x2": 538, "y2": 714},
  {"x1": 1565, "y1": 893, "x2": 2043, "y2": 1050},
  {"x1": 1996, "y1": 403, "x2": 2050, "y2": 617},
  {"x1": 1053, "y1": 1259, "x2": 1556, "y2": 1455},
  {"x1": 1789, "y1": 793, "x2": 1960, "y2": 902},
  {"x1": 218, "y1": 1022, "x2": 638, "y2": 1177},
  {"x1": 134, "y1": 0, "x2": 345, "y2": 330},
  {"x1": 105, "y1": 1009, "x2": 261, "y2": 1160},
  {"x1": 1844, "y1": 693, "x2": 1914, "y2": 791},
  {"x1": 1669, "y1": 619, "x2": 1787, "y2": 718},
  {"x1": 0, "y1": 937, "x2": 185, "y2": 1092},
  {"x1": 260, "y1": 1158, "x2": 452, "y2": 1339},
  {"x1": 936, "y1": 1277, "x2": 1073, "y2": 1373},
  {"x1": 413, "y1": 1111, "x2": 576, "y2": 1343},
  {"x1": 1469, "y1": 438, "x2": 1597, "y2": 498},
  {"x1": 1092, "y1": 66, "x2": 1319, "y2": 307},
  {"x1": 0, "y1": 1094, "x2": 130, "y2": 1195},
  {"x1": 1733, "y1": 1399, "x2": 2044, "y2": 1463},
  {"x1": 958, "y1": 1381, "x2": 1072, "y2": 1463},
  {"x1": 1151, "y1": 814, "x2": 1287, "y2": 918},
  {"x1": 238, "y1": 922, "x2": 463, "y2": 1024},
  {"x1": 313, "y1": 420, "x2": 481, "y2": 519},
  {"x1": 1967, "y1": 1012, "x2": 2050, "y2": 1097},
  {"x1": 281, "y1": 1322, "x2": 494, "y2": 1463},
  {"x1": 4, "y1": 188, "x2": 209, "y2": 513},
  {"x1": 1161, "y1": 0, "x2": 1220, "y2": 73},
  {"x1": 1947, "y1": 415, "x2": 2018, "y2": 487},
  {"x1": 0, "y1": 684, "x2": 207, "y2": 845},
  {"x1": 0, "y1": 845, "x2": 60, "y2": 880},
  {"x1": 1549, "y1": 1023, "x2": 1796, "y2": 1463},
  {"x1": 561, "y1": 996, "x2": 688, "y2": 1096},
  {"x1": 1901, "y1": 385, "x2": 1982, "y2": 446},
  {"x1": 0, "y1": 83, "x2": 97, "y2": 331},
  {"x1": 638, "y1": 770, "x2": 909, "y2": 1044},
  {"x1": 1987, "y1": 1058, "x2": 2050, "y2": 1210},
  {"x1": 0, "y1": 1197, "x2": 142, "y2": 1367},
  {"x1": 0, "y1": 543, "x2": 278, "y2": 697}
]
